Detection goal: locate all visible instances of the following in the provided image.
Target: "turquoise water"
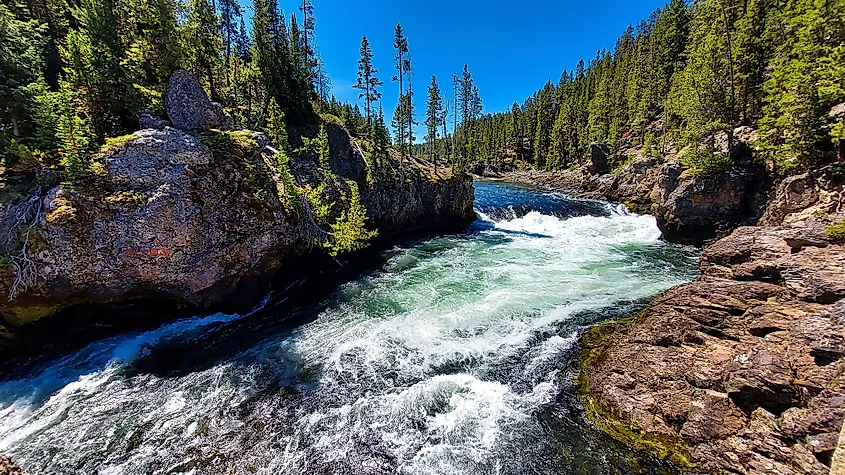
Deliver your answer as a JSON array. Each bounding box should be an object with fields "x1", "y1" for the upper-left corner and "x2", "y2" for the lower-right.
[{"x1": 0, "y1": 182, "x2": 699, "y2": 474}]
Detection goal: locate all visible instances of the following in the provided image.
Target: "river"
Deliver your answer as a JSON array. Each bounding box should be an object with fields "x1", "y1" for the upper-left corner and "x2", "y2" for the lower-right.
[{"x1": 0, "y1": 181, "x2": 699, "y2": 474}]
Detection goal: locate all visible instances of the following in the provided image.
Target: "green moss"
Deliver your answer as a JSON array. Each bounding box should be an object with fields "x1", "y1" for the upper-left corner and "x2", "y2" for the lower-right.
[
  {"x1": 105, "y1": 190, "x2": 146, "y2": 208},
  {"x1": 197, "y1": 129, "x2": 260, "y2": 157},
  {"x1": 576, "y1": 318, "x2": 697, "y2": 471},
  {"x1": 826, "y1": 218, "x2": 845, "y2": 242},
  {"x1": 98, "y1": 133, "x2": 139, "y2": 156},
  {"x1": 3, "y1": 304, "x2": 60, "y2": 326},
  {"x1": 46, "y1": 196, "x2": 77, "y2": 225},
  {"x1": 623, "y1": 200, "x2": 652, "y2": 215}
]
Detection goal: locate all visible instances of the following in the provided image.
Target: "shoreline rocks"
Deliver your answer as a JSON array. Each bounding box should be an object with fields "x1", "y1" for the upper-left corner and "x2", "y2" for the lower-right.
[
  {"x1": 578, "y1": 223, "x2": 845, "y2": 474},
  {"x1": 0, "y1": 455, "x2": 26, "y2": 475}
]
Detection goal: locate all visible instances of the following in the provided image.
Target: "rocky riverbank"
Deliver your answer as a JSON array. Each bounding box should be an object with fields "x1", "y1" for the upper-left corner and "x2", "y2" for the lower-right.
[
  {"x1": 497, "y1": 142, "x2": 770, "y2": 246},
  {"x1": 566, "y1": 147, "x2": 845, "y2": 472},
  {"x1": 0, "y1": 71, "x2": 474, "y2": 354}
]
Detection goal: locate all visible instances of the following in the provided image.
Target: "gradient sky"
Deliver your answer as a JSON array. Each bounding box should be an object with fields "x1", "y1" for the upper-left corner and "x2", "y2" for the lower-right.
[{"x1": 270, "y1": 0, "x2": 666, "y2": 138}]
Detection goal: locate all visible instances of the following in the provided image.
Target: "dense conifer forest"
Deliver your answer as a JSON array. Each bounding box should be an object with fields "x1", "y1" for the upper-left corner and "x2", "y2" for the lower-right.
[
  {"x1": 448, "y1": 0, "x2": 845, "y2": 175},
  {"x1": 1, "y1": 0, "x2": 843, "y2": 188}
]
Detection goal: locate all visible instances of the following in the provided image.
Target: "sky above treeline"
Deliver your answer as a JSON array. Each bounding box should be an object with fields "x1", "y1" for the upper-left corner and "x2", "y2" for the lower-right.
[{"x1": 258, "y1": 0, "x2": 666, "y2": 137}]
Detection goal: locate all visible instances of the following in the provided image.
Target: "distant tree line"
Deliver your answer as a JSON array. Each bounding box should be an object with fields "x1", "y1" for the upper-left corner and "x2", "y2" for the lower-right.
[{"x1": 456, "y1": 0, "x2": 844, "y2": 173}]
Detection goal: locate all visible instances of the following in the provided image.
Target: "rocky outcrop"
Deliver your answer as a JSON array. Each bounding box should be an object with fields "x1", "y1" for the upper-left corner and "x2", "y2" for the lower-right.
[
  {"x1": 164, "y1": 69, "x2": 235, "y2": 131},
  {"x1": 0, "y1": 455, "x2": 27, "y2": 475},
  {"x1": 501, "y1": 152, "x2": 768, "y2": 244},
  {"x1": 0, "y1": 72, "x2": 474, "y2": 343},
  {"x1": 654, "y1": 166, "x2": 770, "y2": 244},
  {"x1": 579, "y1": 223, "x2": 845, "y2": 474},
  {"x1": 759, "y1": 166, "x2": 844, "y2": 226}
]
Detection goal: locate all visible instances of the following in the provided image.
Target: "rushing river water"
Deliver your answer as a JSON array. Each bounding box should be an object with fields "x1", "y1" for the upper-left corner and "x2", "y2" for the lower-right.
[{"x1": 0, "y1": 182, "x2": 699, "y2": 474}]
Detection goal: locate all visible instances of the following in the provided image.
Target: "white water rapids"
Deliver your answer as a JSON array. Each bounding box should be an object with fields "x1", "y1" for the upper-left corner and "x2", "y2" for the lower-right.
[{"x1": 0, "y1": 182, "x2": 699, "y2": 474}]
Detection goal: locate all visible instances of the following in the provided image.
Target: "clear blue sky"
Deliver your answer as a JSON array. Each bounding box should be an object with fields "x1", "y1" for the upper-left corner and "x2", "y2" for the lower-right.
[{"x1": 271, "y1": 0, "x2": 666, "y2": 139}]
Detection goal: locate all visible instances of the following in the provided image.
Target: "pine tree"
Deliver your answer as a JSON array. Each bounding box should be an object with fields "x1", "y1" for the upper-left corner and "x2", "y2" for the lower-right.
[
  {"x1": 0, "y1": 2, "x2": 48, "y2": 144},
  {"x1": 56, "y1": 82, "x2": 93, "y2": 181},
  {"x1": 392, "y1": 24, "x2": 409, "y2": 154},
  {"x1": 425, "y1": 75, "x2": 443, "y2": 163},
  {"x1": 266, "y1": 97, "x2": 288, "y2": 151},
  {"x1": 353, "y1": 36, "x2": 382, "y2": 129},
  {"x1": 186, "y1": 0, "x2": 223, "y2": 100},
  {"x1": 219, "y1": 0, "x2": 240, "y2": 91}
]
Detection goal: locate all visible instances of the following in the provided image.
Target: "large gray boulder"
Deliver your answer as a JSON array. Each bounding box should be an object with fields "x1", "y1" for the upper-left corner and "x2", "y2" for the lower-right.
[{"x1": 165, "y1": 69, "x2": 235, "y2": 132}]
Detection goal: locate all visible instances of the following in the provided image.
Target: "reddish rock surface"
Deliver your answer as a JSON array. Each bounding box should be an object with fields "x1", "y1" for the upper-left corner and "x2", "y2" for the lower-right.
[{"x1": 580, "y1": 224, "x2": 845, "y2": 474}]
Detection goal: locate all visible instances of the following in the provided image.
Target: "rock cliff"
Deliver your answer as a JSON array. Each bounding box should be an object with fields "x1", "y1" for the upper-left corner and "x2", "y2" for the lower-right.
[{"x1": 0, "y1": 71, "x2": 475, "y2": 348}]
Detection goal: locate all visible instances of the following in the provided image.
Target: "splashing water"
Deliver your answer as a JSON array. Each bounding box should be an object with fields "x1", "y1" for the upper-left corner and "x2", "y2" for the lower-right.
[{"x1": 0, "y1": 182, "x2": 699, "y2": 474}]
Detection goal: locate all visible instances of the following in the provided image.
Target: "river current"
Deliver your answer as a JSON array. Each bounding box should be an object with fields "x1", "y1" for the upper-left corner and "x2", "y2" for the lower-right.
[{"x1": 0, "y1": 182, "x2": 699, "y2": 474}]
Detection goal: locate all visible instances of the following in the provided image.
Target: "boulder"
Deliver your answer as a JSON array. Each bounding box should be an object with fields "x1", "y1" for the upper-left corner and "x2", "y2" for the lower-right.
[
  {"x1": 588, "y1": 142, "x2": 611, "y2": 175},
  {"x1": 139, "y1": 110, "x2": 170, "y2": 130},
  {"x1": 165, "y1": 69, "x2": 235, "y2": 132}
]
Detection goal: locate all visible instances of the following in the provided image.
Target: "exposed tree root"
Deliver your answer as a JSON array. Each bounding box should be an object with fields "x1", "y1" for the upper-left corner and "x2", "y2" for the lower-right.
[{"x1": 4, "y1": 187, "x2": 43, "y2": 300}]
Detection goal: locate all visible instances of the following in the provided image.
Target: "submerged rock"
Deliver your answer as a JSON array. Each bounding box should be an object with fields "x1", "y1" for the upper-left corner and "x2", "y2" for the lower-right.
[{"x1": 579, "y1": 223, "x2": 845, "y2": 474}]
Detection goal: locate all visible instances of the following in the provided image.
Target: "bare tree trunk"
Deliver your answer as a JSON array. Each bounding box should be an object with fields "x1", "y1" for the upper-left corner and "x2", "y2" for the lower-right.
[{"x1": 719, "y1": 0, "x2": 737, "y2": 156}]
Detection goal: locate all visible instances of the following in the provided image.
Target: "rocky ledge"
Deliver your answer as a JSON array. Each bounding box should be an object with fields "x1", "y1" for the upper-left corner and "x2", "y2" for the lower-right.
[
  {"x1": 579, "y1": 178, "x2": 845, "y2": 473},
  {"x1": 0, "y1": 71, "x2": 474, "y2": 349}
]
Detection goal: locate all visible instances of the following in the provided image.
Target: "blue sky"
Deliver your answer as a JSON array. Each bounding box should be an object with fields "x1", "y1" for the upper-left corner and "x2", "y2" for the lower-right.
[{"x1": 270, "y1": 0, "x2": 666, "y2": 138}]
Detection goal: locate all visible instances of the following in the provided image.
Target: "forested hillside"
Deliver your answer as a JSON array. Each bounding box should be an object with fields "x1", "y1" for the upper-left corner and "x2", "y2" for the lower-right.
[
  {"x1": 0, "y1": 0, "x2": 407, "y2": 190},
  {"x1": 455, "y1": 0, "x2": 844, "y2": 174}
]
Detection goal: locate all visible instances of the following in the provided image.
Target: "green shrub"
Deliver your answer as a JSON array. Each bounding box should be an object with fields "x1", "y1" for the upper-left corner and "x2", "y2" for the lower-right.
[
  {"x1": 320, "y1": 112, "x2": 344, "y2": 128},
  {"x1": 826, "y1": 219, "x2": 845, "y2": 242},
  {"x1": 681, "y1": 145, "x2": 733, "y2": 176}
]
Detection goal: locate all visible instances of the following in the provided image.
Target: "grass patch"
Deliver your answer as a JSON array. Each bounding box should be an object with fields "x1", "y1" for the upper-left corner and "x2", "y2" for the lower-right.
[{"x1": 826, "y1": 218, "x2": 845, "y2": 242}]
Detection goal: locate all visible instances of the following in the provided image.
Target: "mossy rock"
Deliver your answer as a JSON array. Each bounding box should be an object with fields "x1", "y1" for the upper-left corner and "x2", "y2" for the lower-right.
[
  {"x1": 2, "y1": 304, "x2": 61, "y2": 326},
  {"x1": 576, "y1": 318, "x2": 696, "y2": 471},
  {"x1": 105, "y1": 190, "x2": 147, "y2": 209}
]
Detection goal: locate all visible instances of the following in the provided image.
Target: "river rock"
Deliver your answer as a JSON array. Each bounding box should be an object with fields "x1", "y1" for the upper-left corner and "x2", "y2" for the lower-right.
[
  {"x1": 579, "y1": 223, "x2": 845, "y2": 474},
  {"x1": 165, "y1": 69, "x2": 235, "y2": 132}
]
